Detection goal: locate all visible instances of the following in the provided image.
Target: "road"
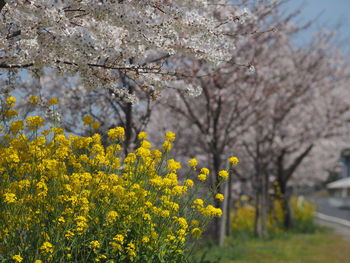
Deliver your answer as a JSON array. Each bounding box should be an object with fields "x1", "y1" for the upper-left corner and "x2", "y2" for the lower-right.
[{"x1": 312, "y1": 197, "x2": 350, "y2": 221}]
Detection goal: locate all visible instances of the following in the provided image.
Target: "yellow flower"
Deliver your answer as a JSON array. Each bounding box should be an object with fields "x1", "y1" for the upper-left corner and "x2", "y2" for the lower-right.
[
  {"x1": 3, "y1": 192, "x2": 17, "y2": 203},
  {"x1": 191, "y1": 220, "x2": 200, "y2": 226},
  {"x1": 215, "y1": 193, "x2": 224, "y2": 202},
  {"x1": 49, "y1": 98, "x2": 58, "y2": 105},
  {"x1": 218, "y1": 170, "x2": 229, "y2": 180},
  {"x1": 162, "y1": 140, "x2": 172, "y2": 151},
  {"x1": 177, "y1": 217, "x2": 188, "y2": 229},
  {"x1": 26, "y1": 116, "x2": 44, "y2": 130},
  {"x1": 28, "y1": 96, "x2": 39, "y2": 104},
  {"x1": 34, "y1": 260, "x2": 43, "y2": 263},
  {"x1": 92, "y1": 122, "x2": 101, "y2": 130},
  {"x1": 6, "y1": 96, "x2": 16, "y2": 105},
  {"x1": 187, "y1": 158, "x2": 198, "y2": 169},
  {"x1": 5, "y1": 109, "x2": 18, "y2": 118},
  {"x1": 142, "y1": 236, "x2": 150, "y2": 243},
  {"x1": 137, "y1": 131, "x2": 148, "y2": 140},
  {"x1": 165, "y1": 131, "x2": 176, "y2": 142},
  {"x1": 200, "y1": 205, "x2": 222, "y2": 217},
  {"x1": 51, "y1": 127, "x2": 64, "y2": 134},
  {"x1": 141, "y1": 140, "x2": 152, "y2": 149},
  {"x1": 184, "y1": 179, "x2": 194, "y2": 187},
  {"x1": 10, "y1": 120, "x2": 24, "y2": 135},
  {"x1": 40, "y1": 241, "x2": 54, "y2": 255},
  {"x1": 90, "y1": 240, "x2": 101, "y2": 249},
  {"x1": 191, "y1": 228, "x2": 202, "y2": 238},
  {"x1": 193, "y1": 198, "x2": 204, "y2": 207},
  {"x1": 200, "y1": 168, "x2": 210, "y2": 175},
  {"x1": 108, "y1": 127, "x2": 125, "y2": 140},
  {"x1": 83, "y1": 115, "x2": 93, "y2": 125},
  {"x1": 112, "y1": 234, "x2": 125, "y2": 244},
  {"x1": 229, "y1": 156, "x2": 239, "y2": 166},
  {"x1": 106, "y1": 211, "x2": 119, "y2": 224},
  {"x1": 197, "y1": 173, "x2": 206, "y2": 181},
  {"x1": 12, "y1": 254, "x2": 23, "y2": 262},
  {"x1": 167, "y1": 159, "x2": 181, "y2": 172}
]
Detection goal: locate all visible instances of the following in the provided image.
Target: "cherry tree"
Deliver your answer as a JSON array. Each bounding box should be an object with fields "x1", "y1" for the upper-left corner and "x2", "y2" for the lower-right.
[
  {"x1": 0, "y1": 0, "x2": 260, "y2": 155},
  {"x1": 0, "y1": 0, "x2": 254, "y2": 102},
  {"x1": 150, "y1": 1, "x2": 350, "y2": 239},
  {"x1": 235, "y1": 30, "x2": 350, "y2": 234}
]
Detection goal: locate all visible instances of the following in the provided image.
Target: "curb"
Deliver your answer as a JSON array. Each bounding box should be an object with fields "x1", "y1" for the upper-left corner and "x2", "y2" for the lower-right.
[{"x1": 315, "y1": 212, "x2": 350, "y2": 228}]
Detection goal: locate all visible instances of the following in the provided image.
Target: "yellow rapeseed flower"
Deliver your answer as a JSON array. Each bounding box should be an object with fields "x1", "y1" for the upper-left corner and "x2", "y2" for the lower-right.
[
  {"x1": 40, "y1": 241, "x2": 54, "y2": 255},
  {"x1": 165, "y1": 131, "x2": 176, "y2": 142},
  {"x1": 218, "y1": 170, "x2": 229, "y2": 180},
  {"x1": 197, "y1": 173, "x2": 206, "y2": 181},
  {"x1": 3, "y1": 193, "x2": 17, "y2": 203},
  {"x1": 49, "y1": 98, "x2": 58, "y2": 105},
  {"x1": 92, "y1": 122, "x2": 101, "y2": 130},
  {"x1": 137, "y1": 131, "x2": 148, "y2": 140},
  {"x1": 167, "y1": 159, "x2": 181, "y2": 172},
  {"x1": 191, "y1": 228, "x2": 202, "y2": 238},
  {"x1": 184, "y1": 179, "x2": 194, "y2": 188},
  {"x1": 12, "y1": 254, "x2": 23, "y2": 262},
  {"x1": 215, "y1": 193, "x2": 224, "y2": 202},
  {"x1": 162, "y1": 140, "x2": 172, "y2": 151},
  {"x1": 187, "y1": 158, "x2": 198, "y2": 169},
  {"x1": 26, "y1": 116, "x2": 44, "y2": 130},
  {"x1": 108, "y1": 127, "x2": 125, "y2": 140},
  {"x1": 83, "y1": 115, "x2": 93, "y2": 125},
  {"x1": 28, "y1": 96, "x2": 39, "y2": 104},
  {"x1": 6, "y1": 96, "x2": 16, "y2": 105},
  {"x1": 229, "y1": 156, "x2": 239, "y2": 166},
  {"x1": 200, "y1": 167, "x2": 210, "y2": 175}
]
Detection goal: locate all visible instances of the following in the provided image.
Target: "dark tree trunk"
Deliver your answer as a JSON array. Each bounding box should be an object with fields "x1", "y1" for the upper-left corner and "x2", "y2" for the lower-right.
[
  {"x1": 124, "y1": 102, "x2": 133, "y2": 155},
  {"x1": 278, "y1": 179, "x2": 293, "y2": 229}
]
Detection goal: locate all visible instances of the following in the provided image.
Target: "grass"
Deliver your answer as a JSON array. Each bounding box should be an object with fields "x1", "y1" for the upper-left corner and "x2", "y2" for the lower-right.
[{"x1": 192, "y1": 230, "x2": 350, "y2": 263}]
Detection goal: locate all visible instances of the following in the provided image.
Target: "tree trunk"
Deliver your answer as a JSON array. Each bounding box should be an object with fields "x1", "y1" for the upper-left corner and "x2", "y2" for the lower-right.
[
  {"x1": 260, "y1": 171, "x2": 269, "y2": 237},
  {"x1": 279, "y1": 180, "x2": 293, "y2": 229},
  {"x1": 124, "y1": 102, "x2": 133, "y2": 155},
  {"x1": 254, "y1": 189, "x2": 262, "y2": 237}
]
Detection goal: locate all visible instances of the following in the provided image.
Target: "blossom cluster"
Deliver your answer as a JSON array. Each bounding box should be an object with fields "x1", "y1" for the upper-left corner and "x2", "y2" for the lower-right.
[
  {"x1": 0, "y1": 97, "x2": 234, "y2": 262},
  {"x1": 0, "y1": 0, "x2": 253, "y2": 100}
]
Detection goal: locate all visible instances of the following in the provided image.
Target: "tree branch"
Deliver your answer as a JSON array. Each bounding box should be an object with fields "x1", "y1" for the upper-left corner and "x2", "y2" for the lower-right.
[{"x1": 285, "y1": 144, "x2": 314, "y2": 182}]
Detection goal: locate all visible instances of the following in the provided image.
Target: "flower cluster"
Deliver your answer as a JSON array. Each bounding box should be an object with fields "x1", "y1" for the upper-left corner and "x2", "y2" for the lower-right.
[
  {"x1": 0, "y1": 1, "x2": 254, "y2": 100},
  {"x1": 0, "y1": 97, "x2": 233, "y2": 262}
]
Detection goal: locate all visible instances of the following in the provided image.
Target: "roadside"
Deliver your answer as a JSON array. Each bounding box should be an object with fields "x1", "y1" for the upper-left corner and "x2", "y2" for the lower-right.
[
  {"x1": 315, "y1": 216, "x2": 350, "y2": 243},
  {"x1": 309, "y1": 195, "x2": 350, "y2": 242}
]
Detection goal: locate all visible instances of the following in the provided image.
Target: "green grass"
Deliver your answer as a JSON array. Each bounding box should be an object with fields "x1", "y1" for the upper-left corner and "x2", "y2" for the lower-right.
[{"x1": 192, "y1": 230, "x2": 350, "y2": 263}]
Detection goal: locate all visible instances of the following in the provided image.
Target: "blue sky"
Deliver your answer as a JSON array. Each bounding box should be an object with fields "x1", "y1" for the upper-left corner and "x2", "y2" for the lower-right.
[{"x1": 283, "y1": 0, "x2": 350, "y2": 49}]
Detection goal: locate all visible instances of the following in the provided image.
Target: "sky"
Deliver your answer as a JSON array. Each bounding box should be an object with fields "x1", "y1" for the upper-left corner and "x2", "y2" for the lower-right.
[{"x1": 283, "y1": 0, "x2": 350, "y2": 49}]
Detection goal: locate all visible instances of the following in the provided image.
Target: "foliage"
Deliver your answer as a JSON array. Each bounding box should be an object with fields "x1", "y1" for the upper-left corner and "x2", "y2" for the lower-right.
[
  {"x1": 0, "y1": 97, "x2": 234, "y2": 263},
  {"x1": 289, "y1": 197, "x2": 317, "y2": 233},
  {"x1": 230, "y1": 196, "x2": 317, "y2": 237}
]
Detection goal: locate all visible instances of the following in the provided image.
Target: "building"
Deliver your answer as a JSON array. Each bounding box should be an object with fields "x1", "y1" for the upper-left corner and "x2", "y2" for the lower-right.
[{"x1": 326, "y1": 149, "x2": 350, "y2": 207}]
